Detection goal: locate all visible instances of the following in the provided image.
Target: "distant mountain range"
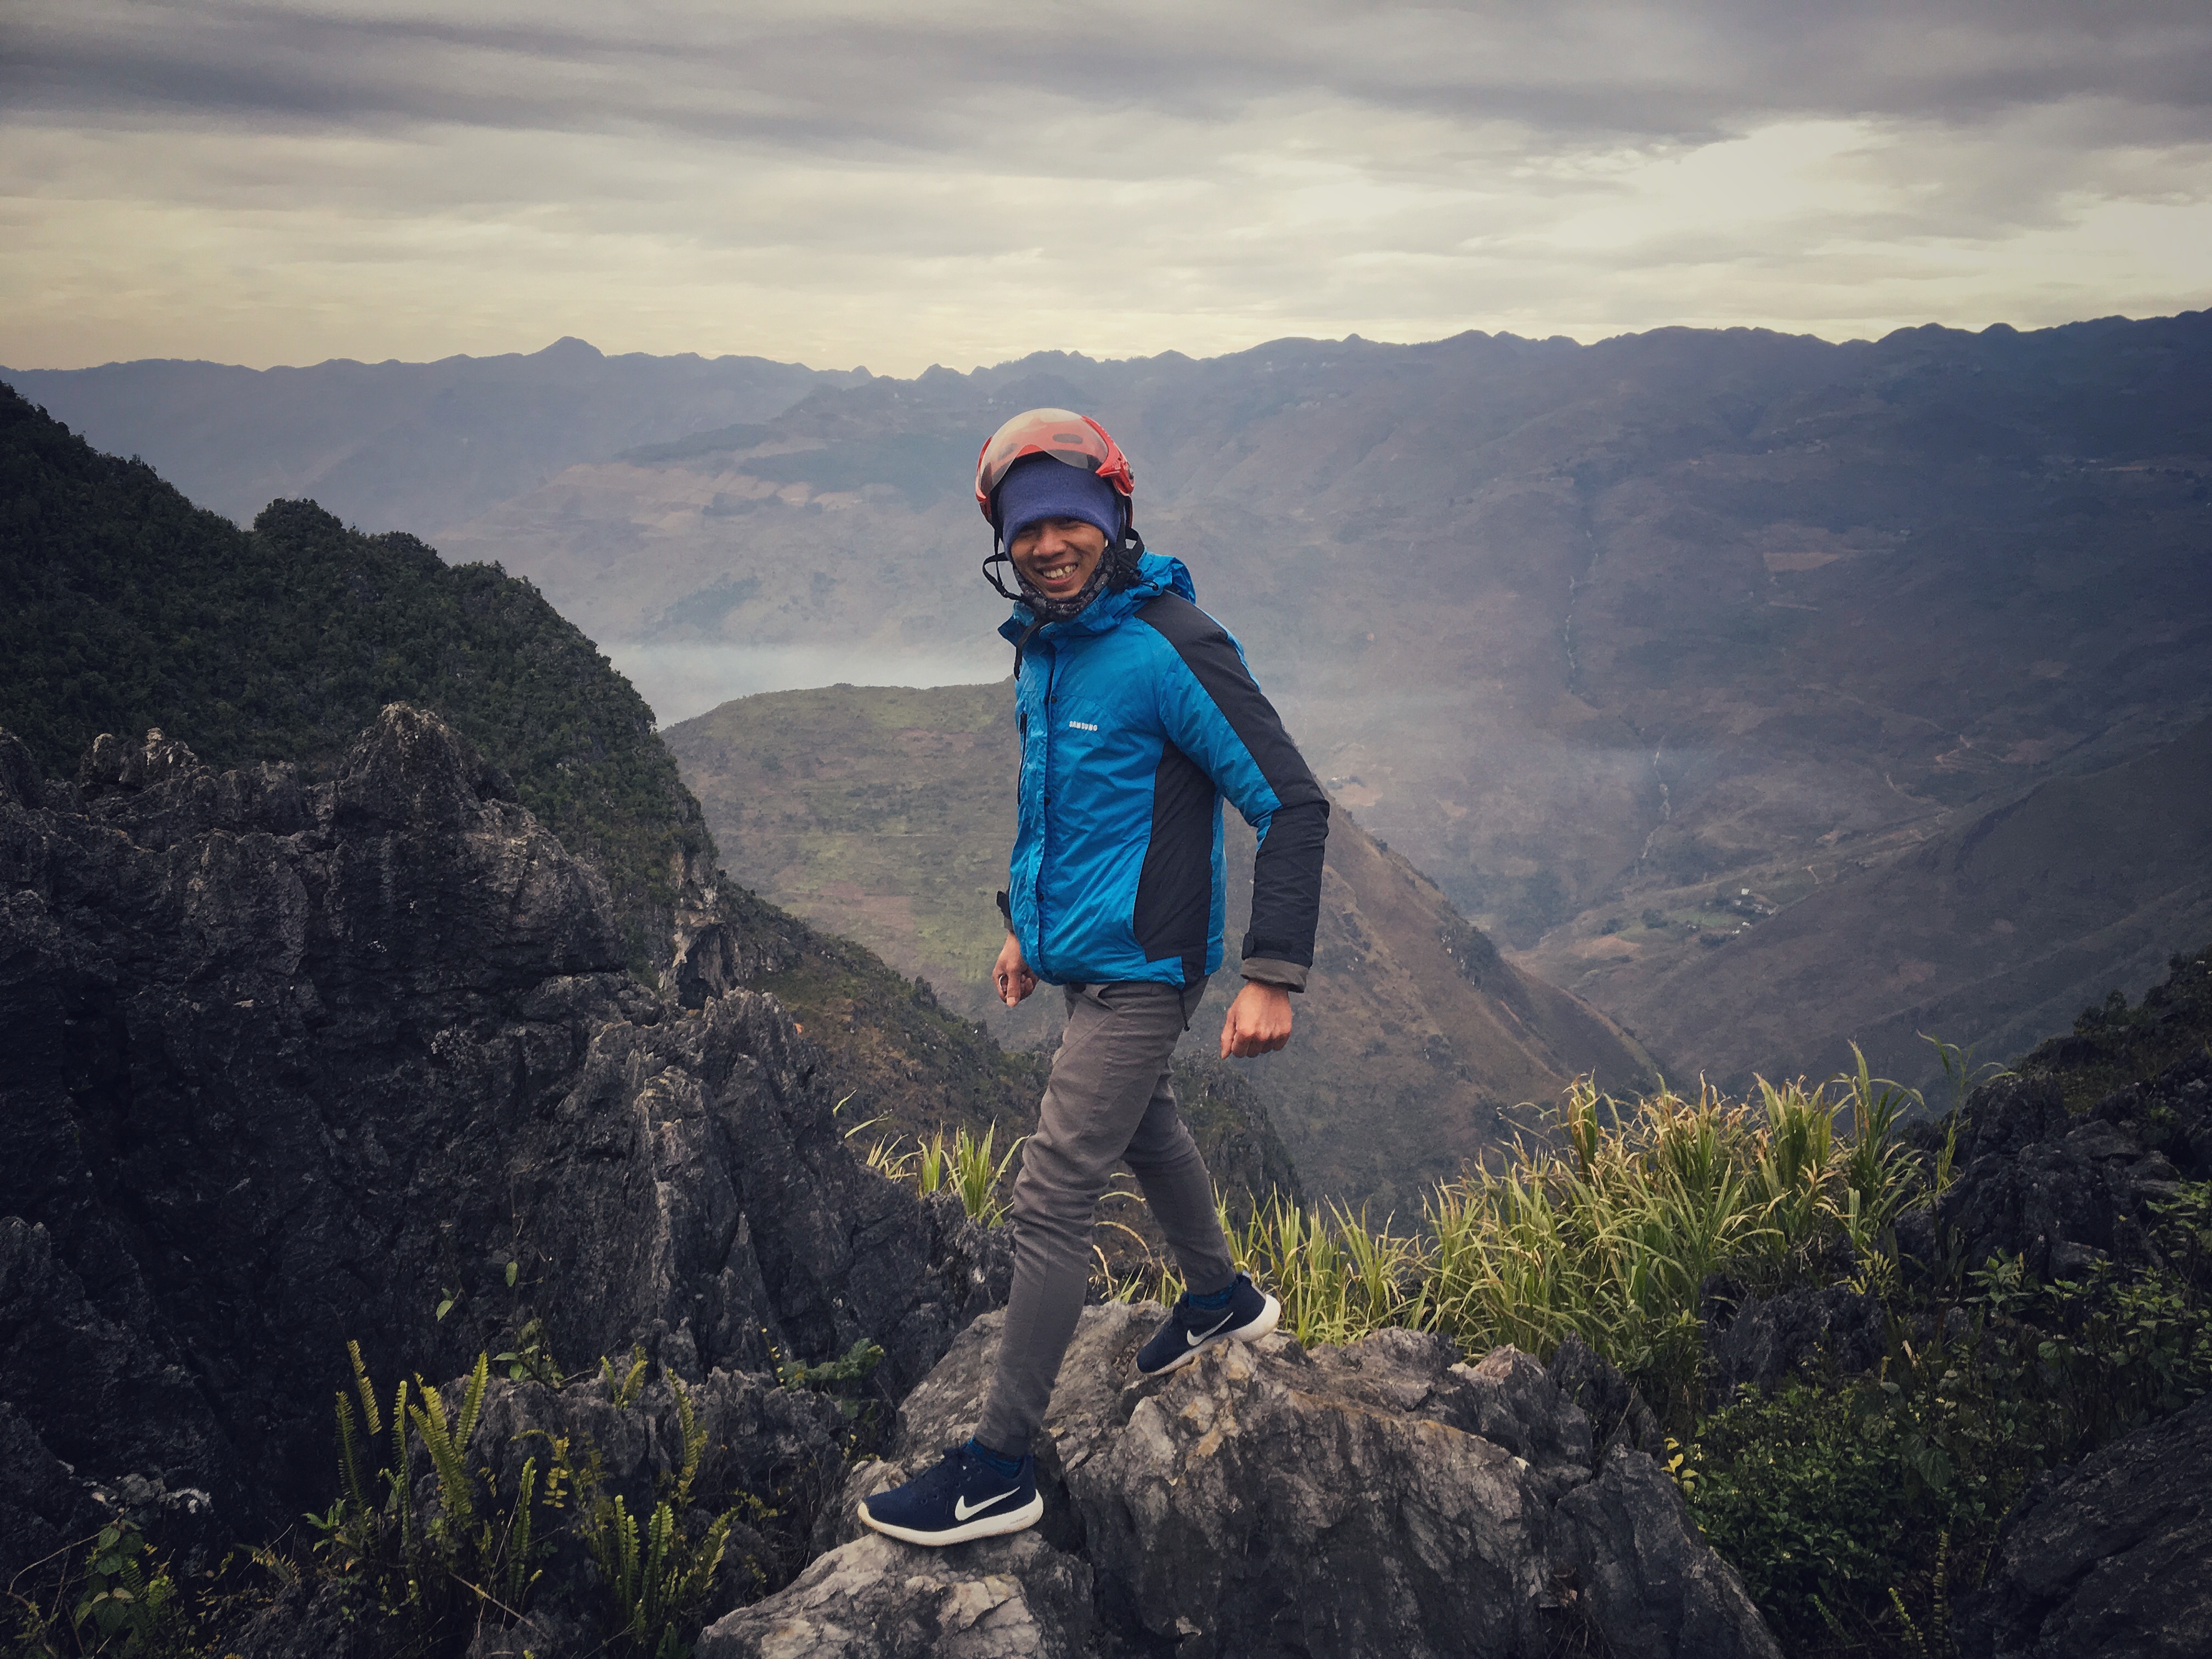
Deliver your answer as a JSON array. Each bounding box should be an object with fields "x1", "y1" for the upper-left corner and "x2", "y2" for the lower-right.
[
  {"x1": 2, "y1": 337, "x2": 854, "y2": 541},
  {"x1": 11, "y1": 314, "x2": 2210, "y2": 1095},
  {"x1": 663, "y1": 681, "x2": 1651, "y2": 1208}
]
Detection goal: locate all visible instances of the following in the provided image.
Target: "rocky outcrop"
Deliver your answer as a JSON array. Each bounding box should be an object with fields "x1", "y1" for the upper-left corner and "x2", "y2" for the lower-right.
[
  {"x1": 1551, "y1": 1445, "x2": 1788, "y2": 1659},
  {"x1": 1549, "y1": 1330, "x2": 1664, "y2": 1457},
  {"x1": 0, "y1": 710, "x2": 1001, "y2": 1578},
  {"x1": 1915, "y1": 1069, "x2": 2196, "y2": 1281},
  {"x1": 2088, "y1": 1047, "x2": 2212, "y2": 1181},
  {"x1": 708, "y1": 1307, "x2": 1782, "y2": 1659},
  {"x1": 1699, "y1": 1284, "x2": 1887, "y2": 1410},
  {"x1": 1956, "y1": 1390, "x2": 2212, "y2": 1659}
]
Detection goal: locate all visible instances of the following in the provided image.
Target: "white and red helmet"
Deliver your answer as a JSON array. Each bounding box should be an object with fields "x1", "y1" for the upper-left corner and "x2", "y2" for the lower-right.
[{"x1": 974, "y1": 408, "x2": 1134, "y2": 532}]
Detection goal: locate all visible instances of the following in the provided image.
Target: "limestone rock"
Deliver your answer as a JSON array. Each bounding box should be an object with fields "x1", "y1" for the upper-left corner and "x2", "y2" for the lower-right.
[
  {"x1": 2091, "y1": 1050, "x2": 2212, "y2": 1180},
  {"x1": 1956, "y1": 1390, "x2": 2212, "y2": 1658},
  {"x1": 0, "y1": 709, "x2": 995, "y2": 1585},
  {"x1": 745, "y1": 1306, "x2": 1781, "y2": 1659},
  {"x1": 699, "y1": 1531, "x2": 1095, "y2": 1659},
  {"x1": 1548, "y1": 1331, "x2": 1664, "y2": 1460},
  {"x1": 1940, "y1": 1113, "x2": 2181, "y2": 1280},
  {"x1": 1701, "y1": 1284, "x2": 1886, "y2": 1410},
  {"x1": 225, "y1": 1583, "x2": 376, "y2": 1659},
  {"x1": 1551, "y1": 1444, "x2": 1785, "y2": 1659}
]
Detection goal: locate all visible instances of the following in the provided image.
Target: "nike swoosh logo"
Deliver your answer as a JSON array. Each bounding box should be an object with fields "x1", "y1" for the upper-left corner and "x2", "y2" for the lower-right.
[
  {"x1": 955, "y1": 1488, "x2": 1019, "y2": 1521},
  {"x1": 1186, "y1": 1312, "x2": 1235, "y2": 1347}
]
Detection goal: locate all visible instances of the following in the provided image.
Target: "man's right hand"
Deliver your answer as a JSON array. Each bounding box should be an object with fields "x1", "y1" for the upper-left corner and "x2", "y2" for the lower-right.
[{"x1": 994, "y1": 933, "x2": 1038, "y2": 1007}]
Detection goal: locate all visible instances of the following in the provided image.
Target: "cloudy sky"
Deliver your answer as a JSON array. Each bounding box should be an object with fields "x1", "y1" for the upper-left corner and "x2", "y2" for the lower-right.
[{"x1": 4, "y1": 1, "x2": 2209, "y2": 374}]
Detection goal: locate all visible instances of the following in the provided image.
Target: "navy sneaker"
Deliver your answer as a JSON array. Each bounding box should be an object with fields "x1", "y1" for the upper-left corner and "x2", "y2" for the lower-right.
[
  {"x1": 1136, "y1": 1271, "x2": 1280, "y2": 1376},
  {"x1": 857, "y1": 1443, "x2": 1043, "y2": 1547}
]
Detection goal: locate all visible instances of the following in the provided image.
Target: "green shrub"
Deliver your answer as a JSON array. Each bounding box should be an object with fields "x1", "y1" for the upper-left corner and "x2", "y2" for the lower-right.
[
  {"x1": 775, "y1": 1339, "x2": 886, "y2": 1420},
  {"x1": 578, "y1": 1373, "x2": 746, "y2": 1658},
  {"x1": 7, "y1": 1516, "x2": 191, "y2": 1658},
  {"x1": 1688, "y1": 1180, "x2": 2212, "y2": 1654},
  {"x1": 295, "y1": 1338, "x2": 793, "y2": 1657}
]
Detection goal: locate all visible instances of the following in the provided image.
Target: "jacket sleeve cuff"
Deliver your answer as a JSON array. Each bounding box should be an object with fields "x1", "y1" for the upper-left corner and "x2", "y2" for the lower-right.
[{"x1": 1240, "y1": 957, "x2": 1309, "y2": 992}]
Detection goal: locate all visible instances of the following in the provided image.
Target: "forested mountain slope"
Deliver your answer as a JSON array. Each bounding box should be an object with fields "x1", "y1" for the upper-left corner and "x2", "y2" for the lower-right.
[
  {"x1": 0, "y1": 382, "x2": 708, "y2": 976},
  {"x1": 0, "y1": 386, "x2": 1295, "y2": 1204}
]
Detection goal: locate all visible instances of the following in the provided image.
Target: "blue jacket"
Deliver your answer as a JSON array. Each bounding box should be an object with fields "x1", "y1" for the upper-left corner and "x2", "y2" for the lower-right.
[{"x1": 998, "y1": 551, "x2": 1329, "y2": 990}]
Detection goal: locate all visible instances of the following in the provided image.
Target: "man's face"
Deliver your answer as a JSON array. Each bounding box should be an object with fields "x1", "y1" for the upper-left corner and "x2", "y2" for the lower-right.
[{"x1": 1008, "y1": 517, "x2": 1108, "y2": 604}]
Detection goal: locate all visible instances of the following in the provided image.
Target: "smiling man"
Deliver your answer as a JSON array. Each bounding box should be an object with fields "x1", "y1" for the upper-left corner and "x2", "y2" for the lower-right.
[{"x1": 856, "y1": 408, "x2": 1330, "y2": 1548}]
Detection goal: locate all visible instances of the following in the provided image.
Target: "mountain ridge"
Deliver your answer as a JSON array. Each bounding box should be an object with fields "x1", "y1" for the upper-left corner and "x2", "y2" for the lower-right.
[
  {"x1": 451, "y1": 311, "x2": 2212, "y2": 1095},
  {"x1": 2, "y1": 340, "x2": 858, "y2": 541},
  {"x1": 14, "y1": 314, "x2": 2209, "y2": 1094},
  {"x1": 0, "y1": 385, "x2": 1296, "y2": 1205}
]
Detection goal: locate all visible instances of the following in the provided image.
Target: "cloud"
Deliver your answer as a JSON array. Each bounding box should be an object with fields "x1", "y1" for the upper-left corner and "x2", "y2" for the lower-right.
[{"x1": 4, "y1": 2, "x2": 2209, "y2": 371}]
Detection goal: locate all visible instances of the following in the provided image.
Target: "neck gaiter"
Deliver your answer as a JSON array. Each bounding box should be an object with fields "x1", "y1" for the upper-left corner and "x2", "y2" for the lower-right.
[{"x1": 1016, "y1": 555, "x2": 1115, "y2": 623}]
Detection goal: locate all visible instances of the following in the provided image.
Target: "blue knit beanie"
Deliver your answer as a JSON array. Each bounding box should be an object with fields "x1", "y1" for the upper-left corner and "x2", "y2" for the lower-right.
[{"x1": 995, "y1": 454, "x2": 1123, "y2": 546}]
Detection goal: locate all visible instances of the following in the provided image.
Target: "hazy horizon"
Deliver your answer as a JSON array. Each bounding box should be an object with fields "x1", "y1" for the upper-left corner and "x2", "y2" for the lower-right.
[{"x1": 10, "y1": 304, "x2": 2198, "y2": 382}]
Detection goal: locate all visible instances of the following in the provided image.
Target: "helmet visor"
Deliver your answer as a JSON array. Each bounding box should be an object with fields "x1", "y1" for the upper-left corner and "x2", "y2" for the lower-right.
[{"x1": 976, "y1": 408, "x2": 1115, "y2": 501}]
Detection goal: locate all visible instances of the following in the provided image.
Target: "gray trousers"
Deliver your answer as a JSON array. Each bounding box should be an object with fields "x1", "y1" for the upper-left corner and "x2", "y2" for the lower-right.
[{"x1": 972, "y1": 979, "x2": 1237, "y2": 1457}]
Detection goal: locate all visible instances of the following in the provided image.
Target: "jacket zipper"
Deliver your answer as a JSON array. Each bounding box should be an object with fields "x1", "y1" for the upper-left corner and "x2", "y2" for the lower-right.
[{"x1": 1032, "y1": 647, "x2": 1058, "y2": 982}]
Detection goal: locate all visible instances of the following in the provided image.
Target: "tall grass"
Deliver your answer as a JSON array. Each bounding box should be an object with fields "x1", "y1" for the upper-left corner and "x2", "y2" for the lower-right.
[
  {"x1": 853, "y1": 1056, "x2": 1927, "y2": 1423},
  {"x1": 842, "y1": 1102, "x2": 1025, "y2": 1227},
  {"x1": 1222, "y1": 1196, "x2": 1429, "y2": 1347},
  {"x1": 1092, "y1": 1059, "x2": 1927, "y2": 1424}
]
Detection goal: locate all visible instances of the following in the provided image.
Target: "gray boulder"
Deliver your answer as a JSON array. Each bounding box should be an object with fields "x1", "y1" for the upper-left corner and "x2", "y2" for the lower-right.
[
  {"x1": 1549, "y1": 1330, "x2": 1665, "y2": 1457},
  {"x1": 701, "y1": 1531, "x2": 1095, "y2": 1659},
  {"x1": 1551, "y1": 1444, "x2": 1780, "y2": 1659},
  {"x1": 1956, "y1": 1390, "x2": 2212, "y2": 1658},
  {"x1": 2091, "y1": 1049, "x2": 2212, "y2": 1180},
  {"x1": 714, "y1": 1306, "x2": 1782, "y2": 1659}
]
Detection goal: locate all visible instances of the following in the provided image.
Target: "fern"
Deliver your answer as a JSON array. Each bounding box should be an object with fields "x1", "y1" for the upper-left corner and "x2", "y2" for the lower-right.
[
  {"x1": 1889, "y1": 1584, "x2": 1929, "y2": 1658},
  {"x1": 391, "y1": 1376, "x2": 421, "y2": 1591},
  {"x1": 335, "y1": 1391, "x2": 371, "y2": 1519},
  {"x1": 589, "y1": 1493, "x2": 644, "y2": 1619},
  {"x1": 668, "y1": 1510, "x2": 735, "y2": 1638},
  {"x1": 459, "y1": 1350, "x2": 489, "y2": 1444},
  {"x1": 349, "y1": 1338, "x2": 383, "y2": 1436},
  {"x1": 667, "y1": 1374, "x2": 707, "y2": 1512},
  {"x1": 602, "y1": 1345, "x2": 651, "y2": 1409},
  {"x1": 407, "y1": 1363, "x2": 483, "y2": 1537},
  {"x1": 505, "y1": 1457, "x2": 541, "y2": 1607}
]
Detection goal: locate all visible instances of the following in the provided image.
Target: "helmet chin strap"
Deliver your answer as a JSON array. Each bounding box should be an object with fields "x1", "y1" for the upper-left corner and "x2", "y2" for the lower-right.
[
  {"x1": 1107, "y1": 524, "x2": 1147, "y2": 588},
  {"x1": 981, "y1": 540, "x2": 1025, "y2": 603}
]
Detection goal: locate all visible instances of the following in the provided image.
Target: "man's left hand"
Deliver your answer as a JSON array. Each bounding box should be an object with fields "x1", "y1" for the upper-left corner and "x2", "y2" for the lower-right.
[{"x1": 1221, "y1": 980, "x2": 1294, "y2": 1059}]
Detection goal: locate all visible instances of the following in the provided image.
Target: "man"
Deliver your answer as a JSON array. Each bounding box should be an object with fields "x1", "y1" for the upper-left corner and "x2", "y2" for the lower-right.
[{"x1": 858, "y1": 408, "x2": 1329, "y2": 1547}]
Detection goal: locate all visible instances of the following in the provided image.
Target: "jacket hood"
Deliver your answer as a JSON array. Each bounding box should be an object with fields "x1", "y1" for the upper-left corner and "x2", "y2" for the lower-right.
[{"x1": 998, "y1": 551, "x2": 1194, "y2": 647}]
